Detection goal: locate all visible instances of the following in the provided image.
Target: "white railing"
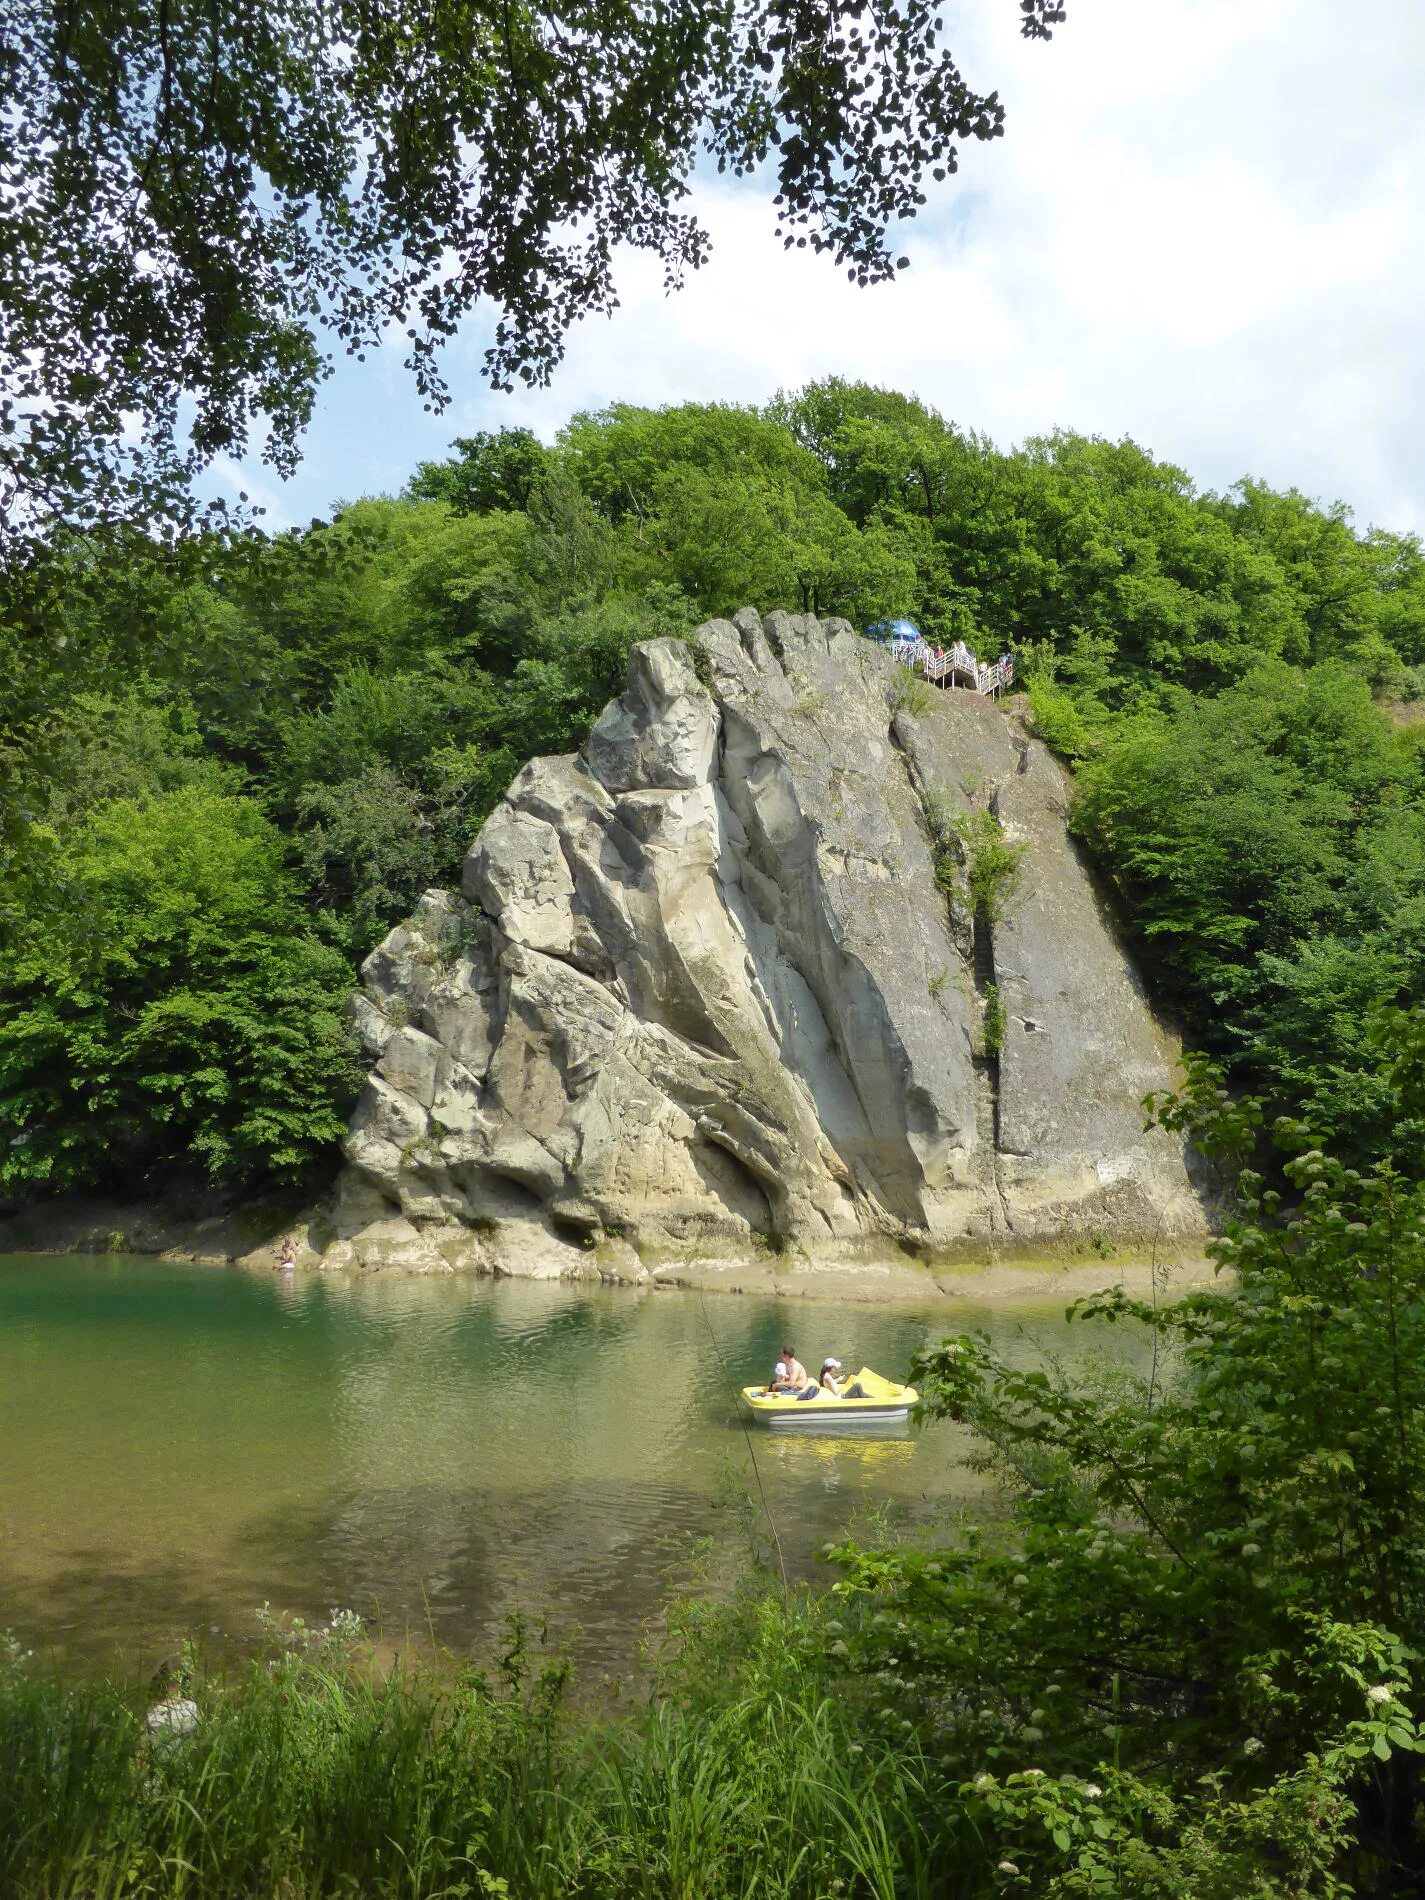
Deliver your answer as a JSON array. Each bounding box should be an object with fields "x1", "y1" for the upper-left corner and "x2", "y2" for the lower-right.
[{"x1": 886, "y1": 632, "x2": 1014, "y2": 698}]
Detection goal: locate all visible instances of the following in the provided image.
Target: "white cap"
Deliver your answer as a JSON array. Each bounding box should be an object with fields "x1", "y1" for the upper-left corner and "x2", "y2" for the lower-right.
[
  {"x1": 822, "y1": 1357, "x2": 841, "y2": 1370},
  {"x1": 773, "y1": 1360, "x2": 789, "y2": 1379}
]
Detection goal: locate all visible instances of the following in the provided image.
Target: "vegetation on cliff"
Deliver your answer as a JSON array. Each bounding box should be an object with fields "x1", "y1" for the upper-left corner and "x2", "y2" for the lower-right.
[{"x1": 3, "y1": 385, "x2": 1425, "y2": 1198}]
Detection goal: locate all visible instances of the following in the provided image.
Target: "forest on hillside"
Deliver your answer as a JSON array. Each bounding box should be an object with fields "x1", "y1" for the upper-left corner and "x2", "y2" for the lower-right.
[{"x1": 3, "y1": 379, "x2": 1425, "y2": 1202}]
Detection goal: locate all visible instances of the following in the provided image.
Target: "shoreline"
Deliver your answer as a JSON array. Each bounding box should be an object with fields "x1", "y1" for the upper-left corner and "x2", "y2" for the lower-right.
[{"x1": 0, "y1": 1194, "x2": 1221, "y2": 1305}]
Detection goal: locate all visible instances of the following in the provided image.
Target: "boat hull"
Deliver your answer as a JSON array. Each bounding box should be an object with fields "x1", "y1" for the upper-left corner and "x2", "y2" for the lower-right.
[
  {"x1": 759, "y1": 1402, "x2": 913, "y2": 1428},
  {"x1": 739, "y1": 1369, "x2": 919, "y2": 1429}
]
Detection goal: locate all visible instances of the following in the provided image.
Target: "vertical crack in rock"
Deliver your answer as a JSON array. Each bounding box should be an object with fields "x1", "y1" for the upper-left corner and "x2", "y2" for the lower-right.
[
  {"x1": 893, "y1": 715, "x2": 1012, "y2": 1235},
  {"x1": 321, "y1": 612, "x2": 1208, "y2": 1275},
  {"x1": 968, "y1": 887, "x2": 1012, "y2": 1234}
]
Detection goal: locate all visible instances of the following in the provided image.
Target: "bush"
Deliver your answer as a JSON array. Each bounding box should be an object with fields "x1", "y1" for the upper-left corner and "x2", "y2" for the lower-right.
[
  {"x1": 1027, "y1": 678, "x2": 1097, "y2": 760},
  {"x1": 890, "y1": 666, "x2": 937, "y2": 718},
  {"x1": 0, "y1": 786, "x2": 360, "y2": 1194},
  {"x1": 825, "y1": 1022, "x2": 1425, "y2": 1894}
]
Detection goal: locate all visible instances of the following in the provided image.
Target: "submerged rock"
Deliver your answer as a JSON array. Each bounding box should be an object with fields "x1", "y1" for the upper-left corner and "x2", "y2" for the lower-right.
[{"x1": 321, "y1": 611, "x2": 1206, "y2": 1276}]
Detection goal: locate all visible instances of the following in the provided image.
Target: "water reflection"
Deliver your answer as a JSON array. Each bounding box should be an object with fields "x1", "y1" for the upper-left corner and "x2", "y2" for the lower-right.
[{"x1": 0, "y1": 1255, "x2": 1151, "y2": 1672}]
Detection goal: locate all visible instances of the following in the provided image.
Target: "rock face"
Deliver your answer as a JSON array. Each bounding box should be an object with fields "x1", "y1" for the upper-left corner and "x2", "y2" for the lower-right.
[{"x1": 321, "y1": 610, "x2": 1206, "y2": 1275}]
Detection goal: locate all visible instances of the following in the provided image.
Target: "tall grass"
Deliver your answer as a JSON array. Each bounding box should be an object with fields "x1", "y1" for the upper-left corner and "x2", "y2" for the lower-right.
[{"x1": 0, "y1": 1598, "x2": 973, "y2": 1899}]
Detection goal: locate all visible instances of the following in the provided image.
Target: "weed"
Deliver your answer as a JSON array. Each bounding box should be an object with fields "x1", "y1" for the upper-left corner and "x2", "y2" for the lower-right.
[
  {"x1": 952, "y1": 808, "x2": 1026, "y2": 923},
  {"x1": 983, "y1": 982, "x2": 1007, "y2": 1057},
  {"x1": 920, "y1": 783, "x2": 1026, "y2": 923},
  {"x1": 678, "y1": 634, "x2": 716, "y2": 693},
  {"x1": 0, "y1": 1594, "x2": 963, "y2": 1899},
  {"x1": 397, "y1": 1136, "x2": 442, "y2": 1167},
  {"x1": 889, "y1": 669, "x2": 935, "y2": 718}
]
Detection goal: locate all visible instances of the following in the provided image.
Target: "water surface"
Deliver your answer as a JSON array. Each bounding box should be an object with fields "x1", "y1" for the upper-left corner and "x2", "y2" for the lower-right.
[{"x1": 0, "y1": 1255, "x2": 1147, "y2": 1672}]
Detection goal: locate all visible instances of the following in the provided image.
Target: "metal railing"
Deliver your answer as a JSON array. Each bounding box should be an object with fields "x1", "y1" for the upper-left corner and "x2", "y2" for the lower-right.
[{"x1": 885, "y1": 633, "x2": 1014, "y2": 698}]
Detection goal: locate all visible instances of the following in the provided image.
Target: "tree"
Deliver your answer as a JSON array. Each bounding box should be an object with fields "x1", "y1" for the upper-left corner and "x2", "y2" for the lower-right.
[
  {"x1": 0, "y1": 0, "x2": 1065, "y2": 548},
  {"x1": 0, "y1": 785, "x2": 360, "y2": 1193},
  {"x1": 408, "y1": 430, "x2": 552, "y2": 517},
  {"x1": 827, "y1": 1038, "x2": 1425, "y2": 1892}
]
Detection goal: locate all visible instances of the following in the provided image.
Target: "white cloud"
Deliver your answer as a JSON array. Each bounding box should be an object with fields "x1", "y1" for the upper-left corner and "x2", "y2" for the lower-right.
[
  {"x1": 206, "y1": 453, "x2": 298, "y2": 534},
  {"x1": 214, "y1": 0, "x2": 1425, "y2": 531}
]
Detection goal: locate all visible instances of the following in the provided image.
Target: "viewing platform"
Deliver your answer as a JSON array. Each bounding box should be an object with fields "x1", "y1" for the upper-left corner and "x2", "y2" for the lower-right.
[{"x1": 873, "y1": 620, "x2": 1015, "y2": 698}]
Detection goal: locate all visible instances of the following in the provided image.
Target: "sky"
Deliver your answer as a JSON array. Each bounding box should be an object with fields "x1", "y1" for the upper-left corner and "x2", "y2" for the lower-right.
[{"x1": 211, "y1": 0, "x2": 1425, "y2": 537}]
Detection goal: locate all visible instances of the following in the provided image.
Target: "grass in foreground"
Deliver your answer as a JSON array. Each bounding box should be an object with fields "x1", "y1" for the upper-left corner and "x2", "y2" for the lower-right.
[{"x1": 0, "y1": 1597, "x2": 964, "y2": 1900}]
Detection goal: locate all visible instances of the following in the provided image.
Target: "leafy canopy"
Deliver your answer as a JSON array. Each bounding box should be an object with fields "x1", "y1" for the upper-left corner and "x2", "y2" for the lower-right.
[
  {"x1": 826, "y1": 1026, "x2": 1425, "y2": 1893},
  {"x1": 0, "y1": 785, "x2": 360, "y2": 1193},
  {"x1": 0, "y1": 0, "x2": 1063, "y2": 545},
  {"x1": 7, "y1": 386, "x2": 1425, "y2": 1193}
]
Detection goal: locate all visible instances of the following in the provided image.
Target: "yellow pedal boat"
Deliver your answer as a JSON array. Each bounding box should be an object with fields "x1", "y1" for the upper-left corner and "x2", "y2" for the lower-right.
[{"x1": 741, "y1": 1367, "x2": 919, "y2": 1427}]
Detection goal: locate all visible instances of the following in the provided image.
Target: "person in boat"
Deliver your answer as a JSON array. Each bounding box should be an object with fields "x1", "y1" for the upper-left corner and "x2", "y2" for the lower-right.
[
  {"x1": 276, "y1": 1236, "x2": 297, "y2": 1271},
  {"x1": 769, "y1": 1345, "x2": 813, "y2": 1397},
  {"x1": 817, "y1": 1358, "x2": 867, "y2": 1400}
]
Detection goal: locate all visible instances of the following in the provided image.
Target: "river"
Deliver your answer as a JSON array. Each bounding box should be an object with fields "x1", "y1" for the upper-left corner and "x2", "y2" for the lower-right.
[{"x1": 0, "y1": 1253, "x2": 1153, "y2": 1676}]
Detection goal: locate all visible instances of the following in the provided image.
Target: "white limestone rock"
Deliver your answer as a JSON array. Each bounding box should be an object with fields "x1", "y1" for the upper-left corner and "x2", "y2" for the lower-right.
[{"x1": 324, "y1": 610, "x2": 1207, "y2": 1274}]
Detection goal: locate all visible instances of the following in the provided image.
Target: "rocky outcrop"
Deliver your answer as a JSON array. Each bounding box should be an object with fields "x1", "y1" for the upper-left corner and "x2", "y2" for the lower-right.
[{"x1": 318, "y1": 610, "x2": 1206, "y2": 1276}]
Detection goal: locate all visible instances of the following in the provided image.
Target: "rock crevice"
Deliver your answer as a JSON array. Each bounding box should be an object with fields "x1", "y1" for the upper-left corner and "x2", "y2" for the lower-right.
[{"x1": 321, "y1": 610, "x2": 1207, "y2": 1275}]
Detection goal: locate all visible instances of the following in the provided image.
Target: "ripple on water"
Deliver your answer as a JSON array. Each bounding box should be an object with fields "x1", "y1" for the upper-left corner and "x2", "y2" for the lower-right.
[{"x1": 0, "y1": 1254, "x2": 1153, "y2": 1670}]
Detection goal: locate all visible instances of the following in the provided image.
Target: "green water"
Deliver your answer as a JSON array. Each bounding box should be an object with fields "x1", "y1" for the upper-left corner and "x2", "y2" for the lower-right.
[{"x1": 0, "y1": 1254, "x2": 1146, "y2": 1673}]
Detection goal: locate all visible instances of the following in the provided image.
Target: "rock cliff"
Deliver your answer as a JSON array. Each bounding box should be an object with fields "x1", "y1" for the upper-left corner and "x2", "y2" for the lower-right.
[{"x1": 318, "y1": 610, "x2": 1206, "y2": 1276}]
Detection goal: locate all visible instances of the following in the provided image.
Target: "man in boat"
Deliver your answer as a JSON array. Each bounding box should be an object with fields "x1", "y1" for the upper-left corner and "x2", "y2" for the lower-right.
[{"x1": 769, "y1": 1345, "x2": 812, "y2": 1396}]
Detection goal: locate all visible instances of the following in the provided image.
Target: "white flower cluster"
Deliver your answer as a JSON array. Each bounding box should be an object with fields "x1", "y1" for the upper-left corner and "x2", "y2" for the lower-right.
[{"x1": 0, "y1": 1629, "x2": 34, "y2": 1667}]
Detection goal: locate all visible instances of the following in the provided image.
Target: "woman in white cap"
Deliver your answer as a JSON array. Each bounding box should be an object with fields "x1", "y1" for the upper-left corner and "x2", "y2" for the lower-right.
[{"x1": 819, "y1": 1359, "x2": 867, "y2": 1399}]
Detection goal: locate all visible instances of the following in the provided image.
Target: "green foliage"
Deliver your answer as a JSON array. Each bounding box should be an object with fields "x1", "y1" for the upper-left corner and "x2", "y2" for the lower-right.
[
  {"x1": 9, "y1": 388, "x2": 1425, "y2": 1191},
  {"x1": 890, "y1": 666, "x2": 937, "y2": 717},
  {"x1": 780, "y1": 381, "x2": 1425, "y2": 698},
  {"x1": 951, "y1": 807, "x2": 1028, "y2": 925},
  {"x1": 408, "y1": 429, "x2": 552, "y2": 516},
  {"x1": 983, "y1": 981, "x2": 1007, "y2": 1057},
  {"x1": 919, "y1": 785, "x2": 1026, "y2": 928},
  {"x1": 556, "y1": 402, "x2": 916, "y2": 621},
  {"x1": 0, "y1": 1596, "x2": 962, "y2": 1900},
  {"x1": 1, "y1": 4, "x2": 1063, "y2": 547},
  {"x1": 1027, "y1": 677, "x2": 1099, "y2": 760},
  {"x1": 678, "y1": 633, "x2": 717, "y2": 693},
  {"x1": 821, "y1": 1024, "x2": 1425, "y2": 1893},
  {"x1": 0, "y1": 787, "x2": 359, "y2": 1193},
  {"x1": 1070, "y1": 662, "x2": 1425, "y2": 1151}
]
